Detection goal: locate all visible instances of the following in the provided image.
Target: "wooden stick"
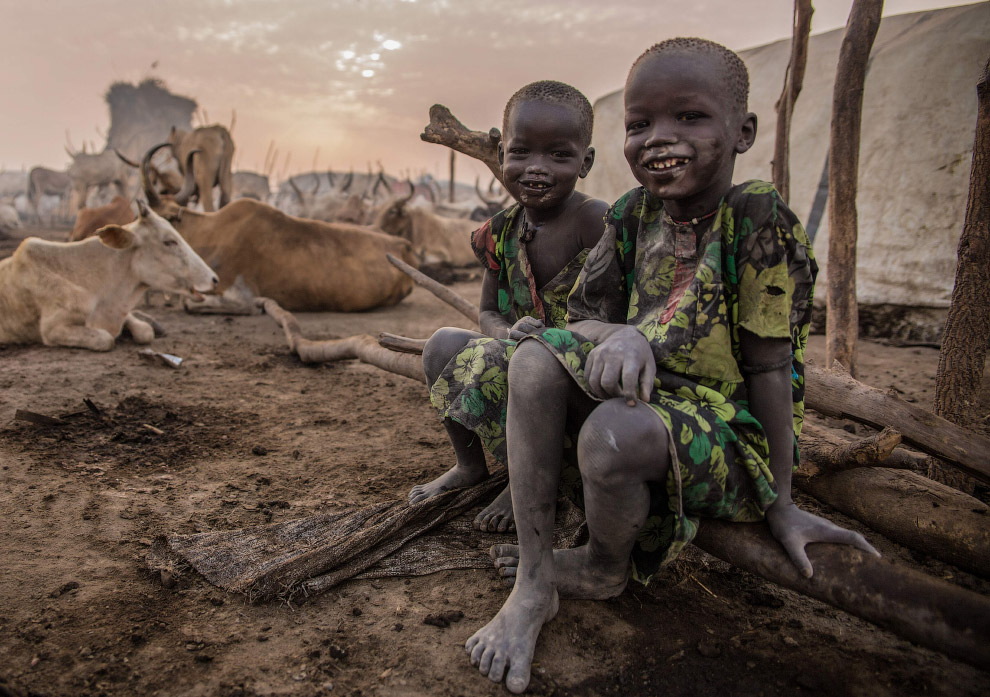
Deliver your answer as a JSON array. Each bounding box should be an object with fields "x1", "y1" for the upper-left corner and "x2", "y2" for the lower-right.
[
  {"x1": 772, "y1": 0, "x2": 814, "y2": 203},
  {"x1": 797, "y1": 422, "x2": 902, "y2": 476},
  {"x1": 420, "y1": 105, "x2": 503, "y2": 185},
  {"x1": 693, "y1": 520, "x2": 990, "y2": 668},
  {"x1": 825, "y1": 0, "x2": 883, "y2": 375},
  {"x1": 796, "y1": 467, "x2": 990, "y2": 578},
  {"x1": 14, "y1": 409, "x2": 62, "y2": 427},
  {"x1": 378, "y1": 333, "x2": 428, "y2": 355},
  {"x1": 805, "y1": 362, "x2": 990, "y2": 484},
  {"x1": 385, "y1": 253, "x2": 480, "y2": 323}
]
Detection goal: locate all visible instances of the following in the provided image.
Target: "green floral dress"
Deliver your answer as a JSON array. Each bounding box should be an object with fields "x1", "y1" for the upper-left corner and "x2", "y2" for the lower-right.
[
  {"x1": 528, "y1": 181, "x2": 817, "y2": 582},
  {"x1": 429, "y1": 204, "x2": 591, "y2": 462}
]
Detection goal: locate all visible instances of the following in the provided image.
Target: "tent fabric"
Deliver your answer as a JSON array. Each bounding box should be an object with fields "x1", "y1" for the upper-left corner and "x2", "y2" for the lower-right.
[{"x1": 580, "y1": 4, "x2": 989, "y2": 309}]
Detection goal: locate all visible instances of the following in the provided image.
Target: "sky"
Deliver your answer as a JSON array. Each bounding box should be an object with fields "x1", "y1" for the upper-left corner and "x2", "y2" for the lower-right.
[{"x1": 0, "y1": 0, "x2": 970, "y2": 186}]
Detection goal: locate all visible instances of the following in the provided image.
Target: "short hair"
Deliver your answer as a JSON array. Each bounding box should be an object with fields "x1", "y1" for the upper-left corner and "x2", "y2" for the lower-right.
[
  {"x1": 502, "y1": 80, "x2": 594, "y2": 145},
  {"x1": 630, "y1": 38, "x2": 749, "y2": 114}
]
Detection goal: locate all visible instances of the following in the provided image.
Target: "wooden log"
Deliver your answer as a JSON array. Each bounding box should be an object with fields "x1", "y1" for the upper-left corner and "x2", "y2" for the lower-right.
[
  {"x1": 772, "y1": 0, "x2": 814, "y2": 203},
  {"x1": 805, "y1": 362, "x2": 990, "y2": 484},
  {"x1": 385, "y1": 253, "x2": 480, "y2": 323},
  {"x1": 256, "y1": 297, "x2": 426, "y2": 383},
  {"x1": 13, "y1": 409, "x2": 63, "y2": 427},
  {"x1": 420, "y1": 105, "x2": 503, "y2": 185},
  {"x1": 379, "y1": 333, "x2": 428, "y2": 355},
  {"x1": 797, "y1": 467, "x2": 990, "y2": 578},
  {"x1": 693, "y1": 520, "x2": 990, "y2": 668},
  {"x1": 798, "y1": 422, "x2": 901, "y2": 476},
  {"x1": 931, "y1": 58, "x2": 990, "y2": 493},
  {"x1": 825, "y1": 0, "x2": 883, "y2": 375}
]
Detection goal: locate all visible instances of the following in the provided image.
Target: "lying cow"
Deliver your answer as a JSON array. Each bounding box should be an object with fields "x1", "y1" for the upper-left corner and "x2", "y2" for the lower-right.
[
  {"x1": 0, "y1": 200, "x2": 217, "y2": 351},
  {"x1": 141, "y1": 144, "x2": 416, "y2": 312},
  {"x1": 373, "y1": 188, "x2": 476, "y2": 266},
  {"x1": 69, "y1": 195, "x2": 135, "y2": 242}
]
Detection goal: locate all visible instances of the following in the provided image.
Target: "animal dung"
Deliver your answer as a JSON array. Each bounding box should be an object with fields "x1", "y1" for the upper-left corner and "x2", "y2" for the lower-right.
[{"x1": 138, "y1": 348, "x2": 184, "y2": 369}]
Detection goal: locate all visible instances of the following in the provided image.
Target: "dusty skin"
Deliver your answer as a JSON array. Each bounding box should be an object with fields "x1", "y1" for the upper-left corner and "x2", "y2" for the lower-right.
[{"x1": 1, "y1": 226, "x2": 988, "y2": 697}]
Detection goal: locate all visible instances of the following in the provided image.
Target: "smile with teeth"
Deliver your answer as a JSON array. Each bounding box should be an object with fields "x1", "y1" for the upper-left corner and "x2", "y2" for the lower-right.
[
  {"x1": 646, "y1": 157, "x2": 689, "y2": 171},
  {"x1": 521, "y1": 181, "x2": 551, "y2": 189}
]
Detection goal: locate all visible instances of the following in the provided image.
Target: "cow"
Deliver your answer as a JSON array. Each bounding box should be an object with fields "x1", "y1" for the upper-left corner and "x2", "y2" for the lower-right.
[
  {"x1": 168, "y1": 125, "x2": 234, "y2": 211},
  {"x1": 373, "y1": 187, "x2": 477, "y2": 266},
  {"x1": 141, "y1": 144, "x2": 416, "y2": 312},
  {"x1": 27, "y1": 167, "x2": 72, "y2": 224},
  {"x1": 232, "y1": 171, "x2": 271, "y2": 202},
  {"x1": 0, "y1": 202, "x2": 20, "y2": 236},
  {"x1": 64, "y1": 148, "x2": 132, "y2": 214},
  {"x1": 69, "y1": 195, "x2": 135, "y2": 242},
  {"x1": 115, "y1": 148, "x2": 184, "y2": 197},
  {"x1": 0, "y1": 199, "x2": 218, "y2": 351}
]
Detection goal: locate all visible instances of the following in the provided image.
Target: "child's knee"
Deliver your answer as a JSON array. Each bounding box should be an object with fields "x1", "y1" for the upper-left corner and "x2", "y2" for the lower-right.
[
  {"x1": 507, "y1": 340, "x2": 560, "y2": 388},
  {"x1": 423, "y1": 327, "x2": 473, "y2": 381},
  {"x1": 578, "y1": 400, "x2": 668, "y2": 484}
]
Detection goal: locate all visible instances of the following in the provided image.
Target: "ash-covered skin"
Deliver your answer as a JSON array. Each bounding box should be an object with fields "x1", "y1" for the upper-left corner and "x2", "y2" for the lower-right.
[{"x1": 465, "y1": 46, "x2": 879, "y2": 696}]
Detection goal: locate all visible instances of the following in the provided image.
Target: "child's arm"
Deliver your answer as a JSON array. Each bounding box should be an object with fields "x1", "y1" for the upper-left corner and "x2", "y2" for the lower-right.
[
  {"x1": 567, "y1": 320, "x2": 656, "y2": 403},
  {"x1": 478, "y1": 271, "x2": 544, "y2": 340},
  {"x1": 740, "y1": 329, "x2": 879, "y2": 577}
]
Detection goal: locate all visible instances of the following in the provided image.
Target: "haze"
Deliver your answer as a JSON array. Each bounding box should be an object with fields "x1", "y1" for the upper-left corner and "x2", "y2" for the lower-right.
[{"x1": 0, "y1": 0, "x2": 966, "y2": 185}]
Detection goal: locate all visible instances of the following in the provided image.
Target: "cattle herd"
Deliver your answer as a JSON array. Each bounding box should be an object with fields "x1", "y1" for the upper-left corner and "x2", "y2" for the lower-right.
[{"x1": 0, "y1": 123, "x2": 510, "y2": 350}]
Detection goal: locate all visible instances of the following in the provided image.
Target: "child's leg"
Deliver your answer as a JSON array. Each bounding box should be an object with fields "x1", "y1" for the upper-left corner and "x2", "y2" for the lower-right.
[
  {"x1": 492, "y1": 399, "x2": 670, "y2": 599},
  {"x1": 465, "y1": 339, "x2": 593, "y2": 693},
  {"x1": 410, "y1": 327, "x2": 489, "y2": 503}
]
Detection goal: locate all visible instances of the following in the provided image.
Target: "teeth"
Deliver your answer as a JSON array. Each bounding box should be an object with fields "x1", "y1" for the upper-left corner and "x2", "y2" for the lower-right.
[{"x1": 646, "y1": 158, "x2": 688, "y2": 171}]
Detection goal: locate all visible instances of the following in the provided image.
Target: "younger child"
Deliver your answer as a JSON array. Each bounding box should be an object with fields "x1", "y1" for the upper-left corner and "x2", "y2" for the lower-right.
[
  {"x1": 464, "y1": 39, "x2": 879, "y2": 694},
  {"x1": 408, "y1": 81, "x2": 608, "y2": 532}
]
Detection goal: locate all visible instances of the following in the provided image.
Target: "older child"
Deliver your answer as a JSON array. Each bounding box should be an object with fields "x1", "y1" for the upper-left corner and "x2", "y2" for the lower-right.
[
  {"x1": 408, "y1": 81, "x2": 608, "y2": 533},
  {"x1": 466, "y1": 39, "x2": 879, "y2": 694}
]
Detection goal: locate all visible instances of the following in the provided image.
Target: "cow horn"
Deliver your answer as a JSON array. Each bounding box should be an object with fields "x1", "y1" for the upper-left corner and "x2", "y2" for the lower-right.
[
  {"x1": 311, "y1": 174, "x2": 320, "y2": 196},
  {"x1": 174, "y1": 149, "x2": 201, "y2": 206},
  {"x1": 475, "y1": 176, "x2": 500, "y2": 207},
  {"x1": 115, "y1": 149, "x2": 139, "y2": 168},
  {"x1": 141, "y1": 143, "x2": 171, "y2": 208},
  {"x1": 342, "y1": 170, "x2": 354, "y2": 193},
  {"x1": 64, "y1": 145, "x2": 76, "y2": 160},
  {"x1": 288, "y1": 177, "x2": 304, "y2": 201},
  {"x1": 326, "y1": 170, "x2": 335, "y2": 188},
  {"x1": 424, "y1": 181, "x2": 435, "y2": 203},
  {"x1": 397, "y1": 179, "x2": 415, "y2": 207}
]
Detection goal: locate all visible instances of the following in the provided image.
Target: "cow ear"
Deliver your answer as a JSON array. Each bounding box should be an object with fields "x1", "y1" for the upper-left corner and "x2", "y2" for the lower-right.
[{"x1": 97, "y1": 225, "x2": 135, "y2": 250}]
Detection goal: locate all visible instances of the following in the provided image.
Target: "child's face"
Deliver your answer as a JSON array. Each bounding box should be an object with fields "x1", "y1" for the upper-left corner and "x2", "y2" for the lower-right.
[
  {"x1": 623, "y1": 52, "x2": 756, "y2": 216},
  {"x1": 499, "y1": 100, "x2": 594, "y2": 212}
]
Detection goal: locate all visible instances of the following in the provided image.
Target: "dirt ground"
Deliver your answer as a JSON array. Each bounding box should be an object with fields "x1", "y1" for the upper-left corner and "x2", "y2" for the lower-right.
[{"x1": 1, "y1": 225, "x2": 988, "y2": 697}]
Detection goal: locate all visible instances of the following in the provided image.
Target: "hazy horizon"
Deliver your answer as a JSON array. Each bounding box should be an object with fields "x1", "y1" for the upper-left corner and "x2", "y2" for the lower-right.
[{"x1": 1, "y1": 0, "x2": 971, "y2": 185}]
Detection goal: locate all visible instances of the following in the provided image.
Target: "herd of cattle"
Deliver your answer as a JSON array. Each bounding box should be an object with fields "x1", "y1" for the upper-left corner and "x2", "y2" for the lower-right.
[{"x1": 0, "y1": 124, "x2": 511, "y2": 351}]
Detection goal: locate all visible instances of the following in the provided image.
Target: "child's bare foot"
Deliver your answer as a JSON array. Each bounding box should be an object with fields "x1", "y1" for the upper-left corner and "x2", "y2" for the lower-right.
[
  {"x1": 408, "y1": 464, "x2": 488, "y2": 504},
  {"x1": 464, "y1": 582, "x2": 559, "y2": 693},
  {"x1": 491, "y1": 544, "x2": 628, "y2": 599},
  {"x1": 473, "y1": 484, "x2": 515, "y2": 532}
]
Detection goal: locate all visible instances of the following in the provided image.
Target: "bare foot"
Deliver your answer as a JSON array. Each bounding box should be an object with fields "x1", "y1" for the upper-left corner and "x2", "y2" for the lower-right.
[
  {"x1": 465, "y1": 582, "x2": 559, "y2": 693},
  {"x1": 491, "y1": 544, "x2": 628, "y2": 600},
  {"x1": 473, "y1": 485, "x2": 515, "y2": 532},
  {"x1": 408, "y1": 463, "x2": 487, "y2": 504}
]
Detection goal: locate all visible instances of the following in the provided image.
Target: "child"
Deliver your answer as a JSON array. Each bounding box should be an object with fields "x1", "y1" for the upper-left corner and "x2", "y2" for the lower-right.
[
  {"x1": 464, "y1": 39, "x2": 880, "y2": 694},
  {"x1": 408, "y1": 81, "x2": 608, "y2": 533}
]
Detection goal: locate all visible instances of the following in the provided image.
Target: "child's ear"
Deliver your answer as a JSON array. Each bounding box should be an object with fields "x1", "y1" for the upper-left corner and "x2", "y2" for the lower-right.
[
  {"x1": 497, "y1": 141, "x2": 505, "y2": 168},
  {"x1": 735, "y1": 112, "x2": 758, "y2": 155},
  {"x1": 579, "y1": 146, "x2": 596, "y2": 179}
]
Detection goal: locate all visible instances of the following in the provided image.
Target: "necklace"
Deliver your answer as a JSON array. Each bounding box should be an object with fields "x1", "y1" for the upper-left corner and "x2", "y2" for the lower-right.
[
  {"x1": 520, "y1": 218, "x2": 543, "y2": 243},
  {"x1": 667, "y1": 207, "x2": 720, "y2": 226}
]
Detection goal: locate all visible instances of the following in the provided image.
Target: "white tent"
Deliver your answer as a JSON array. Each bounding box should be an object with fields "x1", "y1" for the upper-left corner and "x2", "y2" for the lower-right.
[{"x1": 581, "y1": 3, "x2": 989, "y2": 338}]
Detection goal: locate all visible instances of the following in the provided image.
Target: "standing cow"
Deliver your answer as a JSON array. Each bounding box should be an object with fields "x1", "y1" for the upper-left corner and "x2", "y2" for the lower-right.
[
  {"x1": 27, "y1": 167, "x2": 72, "y2": 224},
  {"x1": 169, "y1": 125, "x2": 234, "y2": 211}
]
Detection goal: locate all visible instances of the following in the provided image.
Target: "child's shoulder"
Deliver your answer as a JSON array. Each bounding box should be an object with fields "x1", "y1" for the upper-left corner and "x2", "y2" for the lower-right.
[{"x1": 723, "y1": 180, "x2": 800, "y2": 228}]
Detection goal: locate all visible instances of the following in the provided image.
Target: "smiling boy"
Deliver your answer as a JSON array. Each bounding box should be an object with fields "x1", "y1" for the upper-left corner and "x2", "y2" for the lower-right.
[{"x1": 410, "y1": 81, "x2": 607, "y2": 532}]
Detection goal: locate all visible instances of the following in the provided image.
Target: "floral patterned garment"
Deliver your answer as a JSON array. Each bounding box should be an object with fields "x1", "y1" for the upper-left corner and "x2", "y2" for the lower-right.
[
  {"x1": 526, "y1": 181, "x2": 818, "y2": 583},
  {"x1": 429, "y1": 204, "x2": 592, "y2": 460}
]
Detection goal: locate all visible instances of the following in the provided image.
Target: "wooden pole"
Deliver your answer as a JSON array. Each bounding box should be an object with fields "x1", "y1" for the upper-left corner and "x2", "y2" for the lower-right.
[
  {"x1": 825, "y1": 0, "x2": 883, "y2": 376},
  {"x1": 930, "y1": 57, "x2": 990, "y2": 492},
  {"x1": 449, "y1": 150, "x2": 455, "y2": 203},
  {"x1": 772, "y1": 0, "x2": 814, "y2": 203}
]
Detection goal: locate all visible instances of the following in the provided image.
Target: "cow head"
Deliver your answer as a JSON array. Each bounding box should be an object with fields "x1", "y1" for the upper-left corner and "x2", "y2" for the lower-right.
[
  {"x1": 97, "y1": 199, "x2": 217, "y2": 299},
  {"x1": 373, "y1": 181, "x2": 416, "y2": 240},
  {"x1": 140, "y1": 143, "x2": 189, "y2": 222}
]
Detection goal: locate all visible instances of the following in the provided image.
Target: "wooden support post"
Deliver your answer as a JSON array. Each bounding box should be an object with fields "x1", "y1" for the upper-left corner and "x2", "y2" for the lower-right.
[
  {"x1": 930, "y1": 57, "x2": 990, "y2": 493},
  {"x1": 825, "y1": 0, "x2": 883, "y2": 376},
  {"x1": 772, "y1": 0, "x2": 814, "y2": 203},
  {"x1": 449, "y1": 150, "x2": 455, "y2": 203}
]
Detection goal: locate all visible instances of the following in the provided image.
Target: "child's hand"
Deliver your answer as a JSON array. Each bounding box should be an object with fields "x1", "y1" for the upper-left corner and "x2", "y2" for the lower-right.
[
  {"x1": 585, "y1": 326, "x2": 655, "y2": 403},
  {"x1": 507, "y1": 317, "x2": 545, "y2": 340},
  {"x1": 765, "y1": 501, "x2": 880, "y2": 578}
]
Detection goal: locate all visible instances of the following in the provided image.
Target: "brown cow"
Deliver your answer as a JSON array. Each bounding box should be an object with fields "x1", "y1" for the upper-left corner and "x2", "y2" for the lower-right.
[
  {"x1": 0, "y1": 200, "x2": 217, "y2": 351},
  {"x1": 169, "y1": 125, "x2": 234, "y2": 211},
  {"x1": 141, "y1": 145, "x2": 416, "y2": 312},
  {"x1": 69, "y1": 196, "x2": 135, "y2": 242},
  {"x1": 373, "y1": 188, "x2": 477, "y2": 266}
]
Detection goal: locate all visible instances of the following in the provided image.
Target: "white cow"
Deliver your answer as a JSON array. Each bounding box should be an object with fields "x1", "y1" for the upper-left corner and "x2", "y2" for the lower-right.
[{"x1": 0, "y1": 200, "x2": 217, "y2": 350}]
